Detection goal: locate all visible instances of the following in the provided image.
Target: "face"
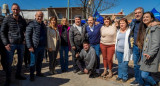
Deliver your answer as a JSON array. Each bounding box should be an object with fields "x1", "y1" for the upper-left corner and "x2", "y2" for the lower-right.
[
  {"x1": 75, "y1": 17, "x2": 81, "y2": 26},
  {"x1": 50, "y1": 18, "x2": 56, "y2": 26},
  {"x1": 88, "y1": 17, "x2": 94, "y2": 27},
  {"x1": 95, "y1": 21, "x2": 100, "y2": 25},
  {"x1": 83, "y1": 43, "x2": 90, "y2": 51},
  {"x1": 11, "y1": 5, "x2": 20, "y2": 16},
  {"x1": 134, "y1": 9, "x2": 143, "y2": 20},
  {"x1": 115, "y1": 21, "x2": 119, "y2": 28},
  {"x1": 143, "y1": 13, "x2": 153, "y2": 26},
  {"x1": 120, "y1": 20, "x2": 127, "y2": 30},
  {"x1": 44, "y1": 20, "x2": 48, "y2": 25},
  {"x1": 104, "y1": 19, "x2": 110, "y2": 26},
  {"x1": 35, "y1": 12, "x2": 43, "y2": 23},
  {"x1": 62, "y1": 19, "x2": 67, "y2": 25}
]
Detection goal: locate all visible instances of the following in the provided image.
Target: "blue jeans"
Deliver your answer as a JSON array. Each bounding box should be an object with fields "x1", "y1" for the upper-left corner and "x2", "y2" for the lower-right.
[
  {"x1": 6, "y1": 44, "x2": 24, "y2": 78},
  {"x1": 91, "y1": 44, "x2": 100, "y2": 69},
  {"x1": 116, "y1": 51, "x2": 129, "y2": 80},
  {"x1": 60, "y1": 46, "x2": 69, "y2": 71},
  {"x1": 30, "y1": 46, "x2": 45, "y2": 76},
  {"x1": 141, "y1": 71, "x2": 156, "y2": 86},
  {"x1": 133, "y1": 45, "x2": 144, "y2": 84}
]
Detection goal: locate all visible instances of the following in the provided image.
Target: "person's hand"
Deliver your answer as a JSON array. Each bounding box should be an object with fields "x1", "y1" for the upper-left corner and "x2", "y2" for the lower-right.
[
  {"x1": 72, "y1": 46, "x2": 76, "y2": 50},
  {"x1": 130, "y1": 37, "x2": 134, "y2": 48},
  {"x1": 84, "y1": 69, "x2": 88, "y2": 74},
  {"x1": 112, "y1": 14, "x2": 116, "y2": 21},
  {"x1": 48, "y1": 48, "x2": 53, "y2": 52},
  {"x1": 76, "y1": 53, "x2": 79, "y2": 58},
  {"x1": 150, "y1": 21, "x2": 160, "y2": 26},
  {"x1": 143, "y1": 53, "x2": 150, "y2": 59},
  {"x1": 29, "y1": 47, "x2": 34, "y2": 52},
  {"x1": 5, "y1": 44, "x2": 11, "y2": 51}
]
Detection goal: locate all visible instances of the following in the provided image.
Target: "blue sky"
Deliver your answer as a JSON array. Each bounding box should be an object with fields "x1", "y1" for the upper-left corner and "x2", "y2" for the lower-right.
[{"x1": 0, "y1": 0, "x2": 160, "y2": 15}]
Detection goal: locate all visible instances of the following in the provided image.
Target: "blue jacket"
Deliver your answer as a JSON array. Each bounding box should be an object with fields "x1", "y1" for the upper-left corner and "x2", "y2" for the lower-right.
[
  {"x1": 25, "y1": 20, "x2": 47, "y2": 48},
  {"x1": 86, "y1": 24, "x2": 103, "y2": 45}
]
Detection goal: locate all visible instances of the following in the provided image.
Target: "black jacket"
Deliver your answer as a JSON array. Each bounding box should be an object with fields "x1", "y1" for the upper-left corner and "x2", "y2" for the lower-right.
[
  {"x1": 25, "y1": 20, "x2": 47, "y2": 48},
  {"x1": 0, "y1": 14, "x2": 27, "y2": 45}
]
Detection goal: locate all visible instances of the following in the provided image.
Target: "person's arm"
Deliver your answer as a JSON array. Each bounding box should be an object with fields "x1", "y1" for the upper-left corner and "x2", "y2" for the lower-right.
[
  {"x1": 25, "y1": 22, "x2": 34, "y2": 52},
  {"x1": 1, "y1": 17, "x2": 9, "y2": 46},
  {"x1": 144, "y1": 26, "x2": 160, "y2": 59},
  {"x1": 69, "y1": 26, "x2": 76, "y2": 50},
  {"x1": 86, "y1": 49, "x2": 96, "y2": 70}
]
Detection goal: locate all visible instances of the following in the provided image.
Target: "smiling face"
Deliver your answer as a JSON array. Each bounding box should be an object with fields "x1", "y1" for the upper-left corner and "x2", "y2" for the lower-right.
[
  {"x1": 134, "y1": 9, "x2": 143, "y2": 20},
  {"x1": 143, "y1": 13, "x2": 153, "y2": 26},
  {"x1": 75, "y1": 17, "x2": 81, "y2": 26},
  {"x1": 120, "y1": 20, "x2": 127, "y2": 30},
  {"x1": 104, "y1": 19, "x2": 110, "y2": 27},
  {"x1": 88, "y1": 17, "x2": 94, "y2": 27},
  {"x1": 50, "y1": 18, "x2": 56, "y2": 26},
  {"x1": 11, "y1": 5, "x2": 20, "y2": 17},
  {"x1": 83, "y1": 43, "x2": 90, "y2": 51},
  {"x1": 35, "y1": 11, "x2": 43, "y2": 23}
]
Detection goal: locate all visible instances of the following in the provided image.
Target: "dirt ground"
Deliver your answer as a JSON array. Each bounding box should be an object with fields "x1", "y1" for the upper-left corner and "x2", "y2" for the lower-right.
[{"x1": 0, "y1": 52, "x2": 160, "y2": 86}]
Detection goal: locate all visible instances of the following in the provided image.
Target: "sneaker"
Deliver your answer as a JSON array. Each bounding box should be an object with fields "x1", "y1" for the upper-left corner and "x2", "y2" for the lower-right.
[
  {"x1": 15, "y1": 75, "x2": 26, "y2": 80},
  {"x1": 130, "y1": 80, "x2": 139, "y2": 85},
  {"x1": 36, "y1": 73, "x2": 45, "y2": 77},
  {"x1": 78, "y1": 71, "x2": 85, "y2": 75},
  {"x1": 116, "y1": 77, "x2": 122, "y2": 81}
]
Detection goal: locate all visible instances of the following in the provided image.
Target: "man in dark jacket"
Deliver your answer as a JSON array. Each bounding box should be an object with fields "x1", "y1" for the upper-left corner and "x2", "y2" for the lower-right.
[
  {"x1": 25, "y1": 11, "x2": 47, "y2": 81},
  {"x1": 1, "y1": 3, "x2": 27, "y2": 86},
  {"x1": 69, "y1": 16, "x2": 86, "y2": 73}
]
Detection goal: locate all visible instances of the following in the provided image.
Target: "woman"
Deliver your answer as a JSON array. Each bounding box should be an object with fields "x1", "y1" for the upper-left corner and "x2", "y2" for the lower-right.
[
  {"x1": 58, "y1": 18, "x2": 70, "y2": 72},
  {"x1": 115, "y1": 18, "x2": 131, "y2": 82},
  {"x1": 47, "y1": 16, "x2": 61, "y2": 75},
  {"x1": 100, "y1": 16, "x2": 117, "y2": 78},
  {"x1": 137, "y1": 12, "x2": 160, "y2": 86}
]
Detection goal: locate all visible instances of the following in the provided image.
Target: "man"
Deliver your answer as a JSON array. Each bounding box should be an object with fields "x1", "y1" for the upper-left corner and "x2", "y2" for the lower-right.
[
  {"x1": 76, "y1": 40, "x2": 97, "y2": 78},
  {"x1": 25, "y1": 11, "x2": 47, "y2": 81},
  {"x1": 85, "y1": 16, "x2": 102, "y2": 74},
  {"x1": 69, "y1": 15, "x2": 86, "y2": 73},
  {"x1": 1, "y1": 3, "x2": 27, "y2": 86}
]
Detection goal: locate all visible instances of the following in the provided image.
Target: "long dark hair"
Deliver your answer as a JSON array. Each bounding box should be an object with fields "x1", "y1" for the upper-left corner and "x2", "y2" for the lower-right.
[{"x1": 136, "y1": 12, "x2": 155, "y2": 49}]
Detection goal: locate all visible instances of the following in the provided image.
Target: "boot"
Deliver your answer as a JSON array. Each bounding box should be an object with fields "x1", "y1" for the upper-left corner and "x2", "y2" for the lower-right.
[
  {"x1": 106, "y1": 69, "x2": 113, "y2": 78},
  {"x1": 101, "y1": 69, "x2": 108, "y2": 77}
]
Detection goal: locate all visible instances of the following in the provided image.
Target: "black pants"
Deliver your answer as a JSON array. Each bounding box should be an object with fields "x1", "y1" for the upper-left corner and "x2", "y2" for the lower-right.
[
  {"x1": 24, "y1": 46, "x2": 30, "y2": 66},
  {"x1": 0, "y1": 39, "x2": 7, "y2": 71},
  {"x1": 71, "y1": 45, "x2": 83, "y2": 71}
]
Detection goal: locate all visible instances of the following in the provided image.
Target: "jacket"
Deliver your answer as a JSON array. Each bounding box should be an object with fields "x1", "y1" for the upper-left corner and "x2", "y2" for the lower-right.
[
  {"x1": 58, "y1": 25, "x2": 71, "y2": 50},
  {"x1": 69, "y1": 23, "x2": 86, "y2": 47},
  {"x1": 47, "y1": 27, "x2": 61, "y2": 51},
  {"x1": 115, "y1": 28, "x2": 133, "y2": 61},
  {"x1": 139, "y1": 25, "x2": 160, "y2": 72},
  {"x1": 1, "y1": 14, "x2": 27, "y2": 45},
  {"x1": 25, "y1": 20, "x2": 47, "y2": 48}
]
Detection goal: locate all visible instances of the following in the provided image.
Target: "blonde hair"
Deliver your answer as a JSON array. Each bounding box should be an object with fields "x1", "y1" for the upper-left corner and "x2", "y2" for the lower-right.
[{"x1": 60, "y1": 17, "x2": 69, "y2": 26}]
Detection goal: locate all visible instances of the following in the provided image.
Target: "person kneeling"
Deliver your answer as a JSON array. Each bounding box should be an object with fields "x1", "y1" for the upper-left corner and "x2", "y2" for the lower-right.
[{"x1": 76, "y1": 40, "x2": 97, "y2": 78}]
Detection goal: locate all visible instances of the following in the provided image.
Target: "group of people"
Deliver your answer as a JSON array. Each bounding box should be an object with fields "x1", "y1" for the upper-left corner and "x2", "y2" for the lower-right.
[{"x1": 0, "y1": 3, "x2": 160, "y2": 86}]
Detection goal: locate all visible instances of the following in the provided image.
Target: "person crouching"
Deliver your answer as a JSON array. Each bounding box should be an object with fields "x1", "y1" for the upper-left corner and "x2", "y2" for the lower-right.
[{"x1": 76, "y1": 40, "x2": 98, "y2": 78}]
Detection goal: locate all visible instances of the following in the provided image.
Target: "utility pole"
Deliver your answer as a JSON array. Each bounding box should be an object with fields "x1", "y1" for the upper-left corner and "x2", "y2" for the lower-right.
[{"x1": 68, "y1": 0, "x2": 70, "y2": 21}]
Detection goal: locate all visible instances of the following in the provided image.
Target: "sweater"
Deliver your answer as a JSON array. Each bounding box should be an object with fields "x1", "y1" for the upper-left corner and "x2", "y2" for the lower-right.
[
  {"x1": 86, "y1": 24, "x2": 103, "y2": 45},
  {"x1": 100, "y1": 24, "x2": 117, "y2": 45},
  {"x1": 79, "y1": 46, "x2": 97, "y2": 70}
]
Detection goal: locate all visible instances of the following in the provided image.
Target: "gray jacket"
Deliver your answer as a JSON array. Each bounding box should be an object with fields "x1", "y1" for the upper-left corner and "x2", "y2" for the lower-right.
[
  {"x1": 79, "y1": 47, "x2": 97, "y2": 70},
  {"x1": 139, "y1": 25, "x2": 160, "y2": 72},
  {"x1": 69, "y1": 24, "x2": 86, "y2": 47}
]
